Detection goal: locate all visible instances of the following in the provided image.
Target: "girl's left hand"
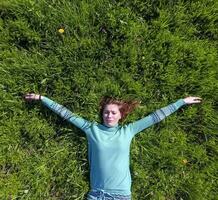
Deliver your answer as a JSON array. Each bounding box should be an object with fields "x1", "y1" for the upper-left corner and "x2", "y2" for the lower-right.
[{"x1": 183, "y1": 96, "x2": 202, "y2": 104}]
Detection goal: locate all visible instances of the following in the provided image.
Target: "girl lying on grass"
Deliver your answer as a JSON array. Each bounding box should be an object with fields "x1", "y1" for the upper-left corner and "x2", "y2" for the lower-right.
[{"x1": 24, "y1": 93, "x2": 202, "y2": 200}]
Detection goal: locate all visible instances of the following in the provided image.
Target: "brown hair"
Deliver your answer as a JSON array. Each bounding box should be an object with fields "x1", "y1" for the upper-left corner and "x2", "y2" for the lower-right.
[{"x1": 99, "y1": 96, "x2": 140, "y2": 122}]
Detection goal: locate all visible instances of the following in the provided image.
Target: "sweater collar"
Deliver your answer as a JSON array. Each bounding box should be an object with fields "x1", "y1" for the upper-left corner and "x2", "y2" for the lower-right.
[{"x1": 98, "y1": 123, "x2": 120, "y2": 132}]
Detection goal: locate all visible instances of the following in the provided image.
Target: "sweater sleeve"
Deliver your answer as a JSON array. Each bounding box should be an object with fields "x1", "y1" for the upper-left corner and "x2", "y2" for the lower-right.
[
  {"x1": 127, "y1": 99, "x2": 186, "y2": 137},
  {"x1": 41, "y1": 96, "x2": 92, "y2": 132}
]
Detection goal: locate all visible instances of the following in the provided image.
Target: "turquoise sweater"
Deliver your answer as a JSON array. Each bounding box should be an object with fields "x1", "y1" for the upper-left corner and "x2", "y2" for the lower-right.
[{"x1": 41, "y1": 97, "x2": 186, "y2": 195}]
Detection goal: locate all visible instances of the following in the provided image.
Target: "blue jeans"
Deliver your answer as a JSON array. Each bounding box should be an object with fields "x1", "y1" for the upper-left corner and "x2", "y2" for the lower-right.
[{"x1": 87, "y1": 190, "x2": 131, "y2": 200}]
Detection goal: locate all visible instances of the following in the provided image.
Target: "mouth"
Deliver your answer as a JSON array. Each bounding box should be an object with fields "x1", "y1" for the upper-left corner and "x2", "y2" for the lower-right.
[{"x1": 106, "y1": 119, "x2": 113, "y2": 123}]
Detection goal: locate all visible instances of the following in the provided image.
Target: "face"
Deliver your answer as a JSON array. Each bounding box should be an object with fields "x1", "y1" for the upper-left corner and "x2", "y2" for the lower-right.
[{"x1": 103, "y1": 104, "x2": 122, "y2": 127}]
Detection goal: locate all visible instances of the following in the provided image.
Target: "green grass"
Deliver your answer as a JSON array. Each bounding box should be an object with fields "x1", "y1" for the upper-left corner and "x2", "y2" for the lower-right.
[{"x1": 0, "y1": 0, "x2": 218, "y2": 199}]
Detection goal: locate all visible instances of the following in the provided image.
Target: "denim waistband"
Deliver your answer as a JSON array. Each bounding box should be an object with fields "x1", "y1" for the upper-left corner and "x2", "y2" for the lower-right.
[{"x1": 88, "y1": 189, "x2": 131, "y2": 199}]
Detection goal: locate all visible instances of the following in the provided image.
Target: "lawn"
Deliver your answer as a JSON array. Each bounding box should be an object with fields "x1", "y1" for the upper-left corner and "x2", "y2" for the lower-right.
[{"x1": 0, "y1": 0, "x2": 217, "y2": 199}]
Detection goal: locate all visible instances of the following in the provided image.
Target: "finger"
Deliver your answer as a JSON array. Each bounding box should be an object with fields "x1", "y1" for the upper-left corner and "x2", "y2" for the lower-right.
[
  {"x1": 24, "y1": 94, "x2": 30, "y2": 99},
  {"x1": 25, "y1": 94, "x2": 32, "y2": 99},
  {"x1": 193, "y1": 100, "x2": 202, "y2": 103},
  {"x1": 195, "y1": 97, "x2": 202, "y2": 101},
  {"x1": 24, "y1": 93, "x2": 35, "y2": 100}
]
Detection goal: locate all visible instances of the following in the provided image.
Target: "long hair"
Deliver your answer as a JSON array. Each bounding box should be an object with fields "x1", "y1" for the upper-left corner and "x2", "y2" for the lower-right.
[{"x1": 99, "y1": 96, "x2": 140, "y2": 122}]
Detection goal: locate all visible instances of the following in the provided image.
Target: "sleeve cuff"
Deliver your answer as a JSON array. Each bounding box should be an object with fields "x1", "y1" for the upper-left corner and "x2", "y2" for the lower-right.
[
  {"x1": 41, "y1": 96, "x2": 51, "y2": 104},
  {"x1": 174, "y1": 99, "x2": 186, "y2": 109}
]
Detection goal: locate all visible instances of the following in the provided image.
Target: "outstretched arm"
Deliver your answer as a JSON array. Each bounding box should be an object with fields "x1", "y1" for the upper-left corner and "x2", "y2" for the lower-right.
[
  {"x1": 24, "y1": 93, "x2": 91, "y2": 131},
  {"x1": 128, "y1": 96, "x2": 202, "y2": 136}
]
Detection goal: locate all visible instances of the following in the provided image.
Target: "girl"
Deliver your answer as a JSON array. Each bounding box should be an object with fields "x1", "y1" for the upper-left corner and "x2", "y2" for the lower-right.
[{"x1": 24, "y1": 94, "x2": 202, "y2": 200}]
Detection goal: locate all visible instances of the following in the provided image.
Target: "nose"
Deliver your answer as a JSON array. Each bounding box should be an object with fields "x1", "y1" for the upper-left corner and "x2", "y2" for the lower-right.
[{"x1": 108, "y1": 112, "x2": 112, "y2": 117}]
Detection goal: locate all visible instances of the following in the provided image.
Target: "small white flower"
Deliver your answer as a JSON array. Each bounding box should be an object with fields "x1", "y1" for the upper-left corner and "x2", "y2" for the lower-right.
[{"x1": 24, "y1": 190, "x2": 29, "y2": 194}]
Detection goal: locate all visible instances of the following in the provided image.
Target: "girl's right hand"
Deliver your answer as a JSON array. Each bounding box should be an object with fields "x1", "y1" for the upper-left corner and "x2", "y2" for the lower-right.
[{"x1": 24, "y1": 93, "x2": 42, "y2": 101}]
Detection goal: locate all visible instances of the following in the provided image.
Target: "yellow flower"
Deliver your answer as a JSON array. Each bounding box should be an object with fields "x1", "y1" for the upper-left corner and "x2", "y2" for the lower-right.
[
  {"x1": 58, "y1": 28, "x2": 64, "y2": 34},
  {"x1": 182, "y1": 159, "x2": 188, "y2": 164}
]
